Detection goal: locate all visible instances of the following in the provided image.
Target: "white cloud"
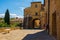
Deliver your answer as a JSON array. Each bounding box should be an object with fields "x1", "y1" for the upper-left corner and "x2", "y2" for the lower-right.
[
  {"x1": 33, "y1": 0, "x2": 43, "y2": 1},
  {"x1": 19, "y1": 7, "x2": 25, "y2": 10},
  {"x1": 32, "y1": 0, "x2": 43, "y2": 4},
  {"x1": 0, "y1": 14, "x2": 5, "y2": 18},
  {"x1": 18, "y1": 15, "x2": 24, "y2": 18},
  {"x1": 19, "y1": 7, "x2": 25, "y2": 12},
  {"x1": 0, "y1": 13, "x2": 23, "y2": 18}
]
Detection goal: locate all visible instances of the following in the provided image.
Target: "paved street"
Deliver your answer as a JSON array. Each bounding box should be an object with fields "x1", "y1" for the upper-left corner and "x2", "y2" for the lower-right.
[
  {"x1": 0, "y1": 29, "x2": 56, "y2": 40},
  {"x1": 0, "y1": 29, "x2": 44, "y2": 40},
  {"x1": 23, "y1": 30, "x2": 56, "y2": 40}
]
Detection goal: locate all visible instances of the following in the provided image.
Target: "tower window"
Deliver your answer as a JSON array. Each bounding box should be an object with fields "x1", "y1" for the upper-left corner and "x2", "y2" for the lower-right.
[
  {"x1": 35, "y1": 12, "x2": 38, "y2": 16},
  {"x1": 35, "y1": 4, "x2": 37, "y2": 8}
]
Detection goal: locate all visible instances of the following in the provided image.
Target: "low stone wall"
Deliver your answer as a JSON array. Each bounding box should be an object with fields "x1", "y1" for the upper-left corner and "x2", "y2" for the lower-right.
[{"x1": 0, "y1": 27, "x2": 21, "y2": 33}]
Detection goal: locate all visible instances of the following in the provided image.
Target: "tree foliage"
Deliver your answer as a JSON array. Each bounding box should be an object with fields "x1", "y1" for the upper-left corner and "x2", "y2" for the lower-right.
[{"x1": 4, "y1": 9, "x2": 10, "y2": 25}]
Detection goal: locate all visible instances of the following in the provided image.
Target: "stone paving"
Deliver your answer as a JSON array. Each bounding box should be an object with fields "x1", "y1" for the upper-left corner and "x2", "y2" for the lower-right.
[
  {"x1": 0, "y1": 29, "x2": 44, "y2": 40},
  {"x1": 23, "y1": 30, "x2": 56, "y2": 40}
]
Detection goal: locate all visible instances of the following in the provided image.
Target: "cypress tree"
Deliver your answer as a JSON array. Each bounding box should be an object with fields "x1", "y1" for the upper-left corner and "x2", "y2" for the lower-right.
[{"x1": 4, "y1": 9, "x2": 10, "y2": 25}]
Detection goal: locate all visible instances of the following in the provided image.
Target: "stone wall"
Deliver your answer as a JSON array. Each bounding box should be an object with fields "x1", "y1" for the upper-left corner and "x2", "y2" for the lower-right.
[
  {"x1": 45, "y1": 0, "x2": 60, "y2": 40},
  {"x1": 56, "y1": 0, "x2": 60, "y2": 40}
]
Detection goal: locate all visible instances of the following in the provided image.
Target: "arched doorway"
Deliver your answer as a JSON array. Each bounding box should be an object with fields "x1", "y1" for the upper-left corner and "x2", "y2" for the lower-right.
[
  {"x1": 52, "y1": 11, "x2": 57, "y2": 38},
  {"x1": 32, "y1": 18, "x2": 41, "y2": 29}
]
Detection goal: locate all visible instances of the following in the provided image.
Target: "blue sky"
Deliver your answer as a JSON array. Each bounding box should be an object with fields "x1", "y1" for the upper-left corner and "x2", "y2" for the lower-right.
[{"x1": 0, "y1": 0, "x2": 44, "y2": 18}]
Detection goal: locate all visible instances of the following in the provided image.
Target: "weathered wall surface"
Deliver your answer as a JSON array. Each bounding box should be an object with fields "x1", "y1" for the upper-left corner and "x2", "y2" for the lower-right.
[
  {"x1": 45, "y1": 0, "x2": 60, "y2": 40},
  {"x1": 56, "y1": 0, "x2": 60, "y2": 40},
  {"x1": 24, "y1": 2, "x2": 46, "y2": 29}
]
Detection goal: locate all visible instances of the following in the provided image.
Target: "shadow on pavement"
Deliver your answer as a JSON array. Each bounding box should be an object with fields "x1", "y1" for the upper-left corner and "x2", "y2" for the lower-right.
[{"x1": 22, "y1": 30, "x2": 56, "y2": 40}]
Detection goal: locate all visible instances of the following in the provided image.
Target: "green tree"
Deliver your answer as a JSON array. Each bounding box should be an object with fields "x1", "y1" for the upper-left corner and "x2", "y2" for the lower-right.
[{"x1": 4, "y1": 9, "x2": 10, "y2": 25}]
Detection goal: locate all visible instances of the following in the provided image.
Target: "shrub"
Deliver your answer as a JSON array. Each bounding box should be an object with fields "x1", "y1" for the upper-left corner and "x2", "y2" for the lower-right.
[
  {"x1": 0, "y1": 23, "x2": 3, "y2": 27},
  {"x1": 0, "y1": 22, "x2": 10, "y2": 28}
]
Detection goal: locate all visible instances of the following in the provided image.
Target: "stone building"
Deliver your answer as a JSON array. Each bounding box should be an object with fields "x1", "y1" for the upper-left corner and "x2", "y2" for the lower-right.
[
  {"x1": 23, "y1": 0, "x2": 60, "y2": 40},
  {"x1": 23, "y1": 2, "x2": 47, "y2": 29},
  {"x1": 45, "y1": 0, "x2": 60, "y2": 40}
]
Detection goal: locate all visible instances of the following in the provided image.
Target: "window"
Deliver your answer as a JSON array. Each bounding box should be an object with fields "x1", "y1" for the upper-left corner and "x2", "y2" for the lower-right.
[
  {"x1": 35, "y1": 12, "x2": 38, "y2": 16},
  {"x1": 35, "y1": 4, "x2": 37, "y2": 8}
]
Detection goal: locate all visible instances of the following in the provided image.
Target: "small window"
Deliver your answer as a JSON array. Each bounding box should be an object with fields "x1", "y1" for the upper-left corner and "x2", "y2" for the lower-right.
[
  {"x1": 35, "y1": 4, "x2": 37, "y2": 8},
  {"x1": 35, "y1": 12, "x2": 38, "y2": 16}
]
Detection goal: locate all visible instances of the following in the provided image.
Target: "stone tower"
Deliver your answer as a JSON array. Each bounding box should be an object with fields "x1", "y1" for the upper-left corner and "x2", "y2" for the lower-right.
[{"x1": 23, "y1": 2, "x2": 46, "y2": 29}]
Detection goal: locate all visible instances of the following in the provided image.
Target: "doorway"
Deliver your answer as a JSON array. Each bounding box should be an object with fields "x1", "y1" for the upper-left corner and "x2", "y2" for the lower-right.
[
  {"x1": 32, "y1": 18, "x2": 41, "y2": 29},
  {"x1": 52, "y1": 11, "x2": 57, "y2": 38}
]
